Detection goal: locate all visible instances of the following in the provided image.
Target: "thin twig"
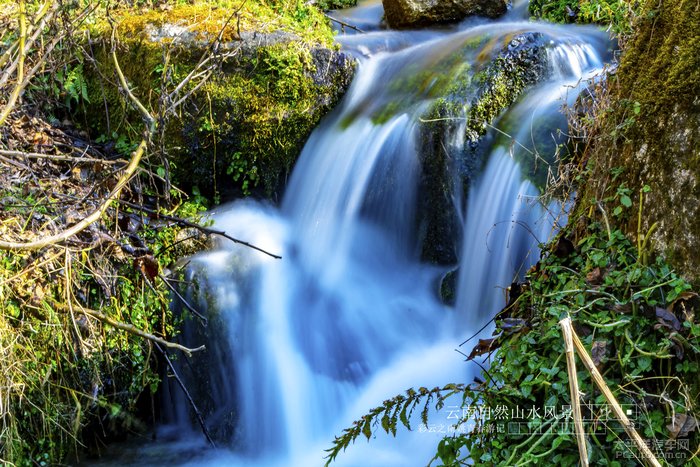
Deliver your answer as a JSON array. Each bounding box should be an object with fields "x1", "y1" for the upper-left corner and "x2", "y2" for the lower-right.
[
  {"x1": 155, "y1": 343, "x2": 216, "y2": 447},
  {"x1": 158, "y1": 274, "x2": 208, "y2": 326},
  {"x1": 324, "y1": 13, "x2": 365, "y2": 33},
  {"x1": 117, "y1": 199, "x2": 282, "y2": 259}
]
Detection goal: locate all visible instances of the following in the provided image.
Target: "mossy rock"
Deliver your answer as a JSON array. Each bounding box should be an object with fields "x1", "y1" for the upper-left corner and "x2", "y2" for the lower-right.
[
  {"x1": 418, "y1": 32, "x2": 549, "y2": 265},
  {"x1": 76, "y1": 2, "x2": 355, "y2": 199},
  {"x1": 579, "y1": 0, "x2": 700, "y2": 284}
]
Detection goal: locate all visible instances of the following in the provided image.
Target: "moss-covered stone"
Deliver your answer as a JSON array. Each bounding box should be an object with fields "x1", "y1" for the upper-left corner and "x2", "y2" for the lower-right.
[
  {"x1": 77, "y1": 1, "x2": 355, "y2": 199},
  {"x1": 578, "y1": 0, "x2": 700, "y2": 283},
  {"x1": 418, "y1": 32, "x2": 549, "y2": 265}
]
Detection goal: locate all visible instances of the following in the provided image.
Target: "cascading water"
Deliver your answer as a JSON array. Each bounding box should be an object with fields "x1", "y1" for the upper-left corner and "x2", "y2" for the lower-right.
[{"x1": 93, "y1": 3, "x2": 611, "y2": 466}]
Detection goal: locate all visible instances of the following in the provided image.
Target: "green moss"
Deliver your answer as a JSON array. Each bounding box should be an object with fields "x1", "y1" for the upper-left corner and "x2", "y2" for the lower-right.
[
  {"x1": 579, "y1": 0, "x2": 700, "y2": 283},
  {"x1": 101, "y1": 1, "x2": 335, "y2": 48},
  {"x1": 417, "y1": 34, "x2": 547, "y2": 264},
  {"x1": 76, "y1": 0, "x2": 351, "y2": 198},
  {"x1": 314, "y1": 0, "x2": 359, "y2": 10}
]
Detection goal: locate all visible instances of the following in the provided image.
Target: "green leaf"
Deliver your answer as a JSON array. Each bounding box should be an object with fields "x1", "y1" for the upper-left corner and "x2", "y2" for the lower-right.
[
  {"x1": 620, "y1": 195, "x2": 632, "y2": 207},
  {"x1": 361, "y1": 418, "x2": 372, "y2": 440}
]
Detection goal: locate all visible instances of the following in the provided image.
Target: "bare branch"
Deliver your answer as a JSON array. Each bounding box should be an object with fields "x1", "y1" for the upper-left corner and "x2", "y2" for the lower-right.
[
  {"x1": 0, "y1": 0, "x2": 27, "y2": 127},
  {"x1": 73, "y1": 305, "x2": 205, "y2": 358},
  {"x1": 155, "y1": 343, "x2": 216, "y2": 447},
  {"x1": 118, "y1": 199, "x2": 282, "y2": 259}
]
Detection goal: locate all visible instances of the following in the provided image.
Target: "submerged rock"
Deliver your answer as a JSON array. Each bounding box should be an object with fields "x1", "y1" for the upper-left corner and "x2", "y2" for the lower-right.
[{"x1": 382, "y1": 0, "x2": 508, "y2": 29}]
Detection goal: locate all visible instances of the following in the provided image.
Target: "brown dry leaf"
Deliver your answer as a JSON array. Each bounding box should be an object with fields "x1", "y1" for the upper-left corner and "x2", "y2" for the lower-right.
[
  {"x1": 591, "y1": 340, "x2": 607, "y2": 367},
  {"x1": 612, "y1": 303, "x2": 633, "y2": 314},
  {"x1": 586, "y1": 267, "x2": 604, "y2": 286},
  {"x1": 32, "y1": 131, "x2": 53, "y2": 148},
  {"x1": 137, "y1": 255, "x2": 159, "y2": 283},
  {"x1": 499, "y1": 318, "x2": 529, "y2": 334},
  {"x1": 655, "y1": 307, "x2": 681, "y2": 331},
  {"x1": 669, "y1": 291, "x2": 698, "y2": 324},
  {"x1": 667, "y1": 413, "x2": 699, "y2": 439},
  {"x1": 467, "y1": 338, "x2": 498, "y2": 361},
  {"x1": 553, "y1": 236, "x2": 575, "y2": 258}
]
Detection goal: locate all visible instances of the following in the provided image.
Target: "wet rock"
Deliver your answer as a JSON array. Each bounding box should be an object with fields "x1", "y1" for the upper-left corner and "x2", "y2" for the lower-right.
[
  {"x1": 382, "y1": 0, "x2": 508, "y2": 29},
  {"x1": 418, "y1": 33, "x2": 549, "y2": 265}
]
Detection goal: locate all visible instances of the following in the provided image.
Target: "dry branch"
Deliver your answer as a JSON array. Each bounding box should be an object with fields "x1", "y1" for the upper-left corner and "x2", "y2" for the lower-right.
[
  {"x1": 568, "y1": 320, "x2": 662, "y2": 467},
  {"x1": 0, "y1": 148, "x2": 125, "y2": 164},
  {"x1": 155, "y1": 343, "x2": 216, "y2": 447},
  {"x1": 0, "y1": 0, "x2": 27, "y2": 127},
  {"x1": 118, "y1": 199, "x2": 282, "y2": 259},
  {"x1": 65, "y1": 304, "x2": 205, "y2": 357},
  {"x1": 560, "y1": 318, "x2": 589, "y2": 467},
  {"x1": 0, "y1": 139, "x2": 146, "y2": 251}
]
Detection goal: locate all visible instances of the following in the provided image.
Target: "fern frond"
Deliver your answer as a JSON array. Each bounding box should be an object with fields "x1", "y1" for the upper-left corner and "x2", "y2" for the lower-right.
[{"x1": 324, "y1": 383, "x2": 469, "y2": 466}]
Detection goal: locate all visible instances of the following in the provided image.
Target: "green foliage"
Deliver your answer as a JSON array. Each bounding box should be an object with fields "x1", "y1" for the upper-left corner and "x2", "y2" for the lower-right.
[
  {"x1": 529, "y1": 0, "x2": 640, "y2": 35},
  {"x1": 0, "y1": 182, "x2": 210, "y2": 465},
  {"x1": 314, "y1": 0, "x2": 358, "y2": 11},
  {"x1": 327, "y1": 202, "x2": 700, "y2": 465},
  {"x1": 324, "y1": 384, "x2": 469, "y2": 466}
]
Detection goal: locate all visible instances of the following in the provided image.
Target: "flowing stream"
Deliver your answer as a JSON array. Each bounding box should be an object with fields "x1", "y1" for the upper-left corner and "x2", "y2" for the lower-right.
[{"x1": 92, "y1": 2, "x2": 611, "y2": 465}]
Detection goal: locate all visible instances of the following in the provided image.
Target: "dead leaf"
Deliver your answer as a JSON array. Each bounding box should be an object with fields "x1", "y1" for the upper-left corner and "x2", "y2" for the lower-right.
[
  {"x1": 591, "y1": 340, "x2": 608, "y2": 367},
  {"x1": 669, "y1": 291, "x2": 698, "y2": 325},
  {"x1": 32, "y1": 131, "x2": 52, "y2": 147},
  {"x1": 499, "y1": 318, "x2": 529, "y2": 334},
  {"x1": 667, "y1": 413, "x2": 699, "y2": 439},
  {"x1": 136, "y1": 255, "x2": 159, "y2": 283},
  {"x1": 467, "y1": 338, "x2": 498, "y2": 361},
  {"x1": 553, "y1": 236, "x2": 575, "y2": 258},
  {"x1": 656, "y1": 307, "x2": 681, "y2": 331},
  {"x1": 586, "y1": 267, "x2": 604, "y2": 285},
  {"x1": 612, "y1": 303, "x2": 633, "y2": 314}
]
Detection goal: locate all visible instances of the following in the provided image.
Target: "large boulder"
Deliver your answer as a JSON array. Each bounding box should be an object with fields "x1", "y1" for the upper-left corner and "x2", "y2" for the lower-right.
[
  {"x1": 77, "y1": 3, "x2": 355, "y2": 199},
  {"x1": 382, "y1": 0, "x2": 508, "y2": 29}
]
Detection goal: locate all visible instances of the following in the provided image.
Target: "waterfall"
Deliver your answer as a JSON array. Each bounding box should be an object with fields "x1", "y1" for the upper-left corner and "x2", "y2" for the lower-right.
[{"x1": 98, "y1": 6, "x2": 611, "y2": 467}]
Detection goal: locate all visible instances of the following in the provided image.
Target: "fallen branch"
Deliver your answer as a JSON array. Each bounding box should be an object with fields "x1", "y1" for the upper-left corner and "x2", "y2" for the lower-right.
[
  {"x1": 58, "y1": 304, "x2": 205, "y2": 357},
  {"x1": 0, "y1": 148, "x2": 125, "y2": 165}
]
